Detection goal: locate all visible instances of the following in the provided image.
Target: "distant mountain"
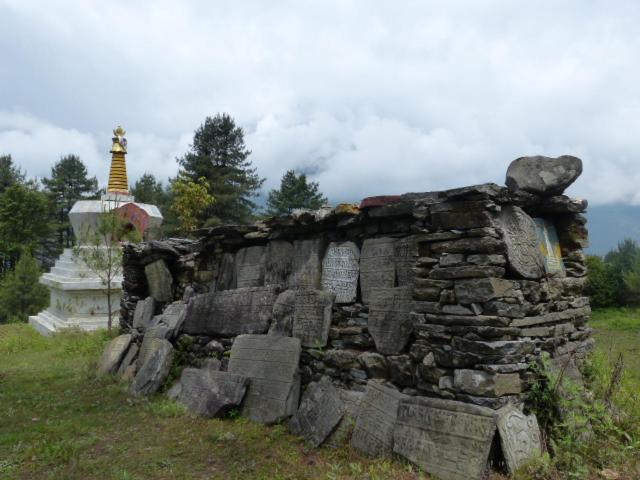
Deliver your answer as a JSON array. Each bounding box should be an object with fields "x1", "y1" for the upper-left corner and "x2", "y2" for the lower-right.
[{"x1": 586, "y1": 204, "x2": 640, "y2": 255}]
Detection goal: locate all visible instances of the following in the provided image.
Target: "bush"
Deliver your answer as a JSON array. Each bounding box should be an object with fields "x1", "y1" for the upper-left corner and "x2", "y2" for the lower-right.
[
  {"x1": 0, "y1": 252, "x2": 49, "y2": 323},
  {"x1": 585, "y1": 255, "x2": 617, "y2": 308}
]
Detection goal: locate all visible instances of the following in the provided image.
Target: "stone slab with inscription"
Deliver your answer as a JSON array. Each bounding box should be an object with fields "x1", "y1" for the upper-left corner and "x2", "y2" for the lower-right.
[
  {"x1": 269, "y1": 289, "x2": 334, "y2": 347},
  {"x1": 497, "y1": 405, "x2": 542, "y2": 474},
  {"x1": 368, "y1": 287, "x2": 413, "y2": 355},
  {"x1": 183, "y1": 287, "x2": 278, "y2": 336},
  {"x1": 498, "y1": 205, "x2": 544, "y2": 280},
  {"x1": 360, "y1": 238, "x2": 396, "y2": 304},
  {"x1": 228, "y1": 334, "x2": 301, "y2": 424},
  {"x1": 321, "y1": 241, "x2": 360, "y2": 303},
  {"x1": 325, "y1": 389, "x2": 364, "y2": 448},
  {"x1": 351, "y1": 381, "x2": 406, "y2": 457},
  {"x1": 393, "y1": 396, "x2": 497, "y2": 480},
  {"x1": 394, "y1": 237, "x2": 419, "y2": 287},
  {"x1": 264, "y1": 241, "x2": 294, "y2": 287},
  {"x1": 534, "y1": 218, "x2": 565, "y2": 276},
  {"x1": 215, "y1": 253, "x2": 236, "y2": 291},
  {"x1": 235, "y1": 246, "x2": 266, "y2": 288},
  {"x1": 289, "y1": 239, "x2": 325, "y2": 289}
]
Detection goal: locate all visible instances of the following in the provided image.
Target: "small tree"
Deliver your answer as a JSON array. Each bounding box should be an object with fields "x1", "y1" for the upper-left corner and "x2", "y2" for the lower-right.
[
  {"x1": 170, "y1": 174, "x2": 215, "y2": 234},
  {"x1": 585, "y1": 255, "x2": 617, "y2": 308},
  {"x1": 73, "y1": 206, "x2": 140, "y2": 331},
  {"x1": 0, "y1": 252, "x2": 49, "y2": 323},
  {"x1": 266, "y1": 170, "x2": 328, "y2": 216},
  {"x1": 0, "y1": 154, "x2": 26, "y2": 194}
]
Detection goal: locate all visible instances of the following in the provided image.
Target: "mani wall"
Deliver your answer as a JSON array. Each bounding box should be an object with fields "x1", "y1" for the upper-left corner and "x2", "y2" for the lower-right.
[{"x1": 99, "y1": 155, "x2": 591, "y2": 479}]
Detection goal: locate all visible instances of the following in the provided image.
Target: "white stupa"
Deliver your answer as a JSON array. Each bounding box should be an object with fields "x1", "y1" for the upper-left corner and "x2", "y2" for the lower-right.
[{"x1": 29, "y1": 127, "x2": 163, "y2": 335}]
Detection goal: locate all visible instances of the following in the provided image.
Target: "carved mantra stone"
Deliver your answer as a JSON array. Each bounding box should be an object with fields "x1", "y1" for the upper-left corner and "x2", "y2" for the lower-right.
[
  {"x1": 351, "y1": 382, "x2": 406, "y2": 457},
  {"x1": 235, "y1": 246, "x2": 266, "y2": 288},
  {"x1": 534, "y1": 218, "x2": 565, "y2": 276},
  {"x1": 132, "y1": 297, "x2": 155, "y2": 331},
  {"x1": 216, "y1": 253, "x2": 236, "y2": 290},
  {"x1": 183, "y1": 287, "x2": 278, "y2": 336},
  {"x1": 368, "y1": 287, "x2": 413, "y2": 355},
  {"x1": 360, "y1": 238, "x2": 396, "y2": 304},
  {"x1": 130, "y1": 338, "x2": 174, "y2": 397},
  {"x1": 264, "y1": 241, "x2": 293, "y2": 287},
  {"x1": 498, "y1": 205, "x2": 544, "y2": 279},
  {"x1": 270, "y1": 289, "x2": 333, "y2": 347},
  {"x1": 393, "y1": 396, "x2": 497, "y2": 480},
  {"x1": 290, "y1": 239, "x2": 324, "y2": 289},
  {"x1": 497, "y1": 405, "x2": 542, "y2": 474},
  {"x1": 394, "y1": 237, "x2": 419, "y2": 287},
  {"x1": 228, "y1": 335, "x2": 301, "y2": 424},
  {"x1": 145, "y1": 259, "x2": 173, "y2": 302},
  {"x1": 321, "y1": 242, "x2": 360, "y2": 303}
]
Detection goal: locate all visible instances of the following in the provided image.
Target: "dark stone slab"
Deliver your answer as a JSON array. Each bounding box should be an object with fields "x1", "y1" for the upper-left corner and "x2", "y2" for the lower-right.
[
  {"x1": 454, "y1": 278, "x2": 521, "y2": 304},
  {"x1": 183, "y1": 287, "x2": 278, "y2": 336},
  {"x1": 360, "y1": 238, "x2": 396, "y2": 304},
  {"x1": 325, "y1": 389, "x2": 364, "y2": 448},
  {"x1": 146, "y1": 302, "x2": 187, "y2": 340},
  {"x1": 117, "y1": 342, "x2": 138, "y2": 378},
  {"x1": 393, "y1": 396, "x2": 496, "y2": 480},
  {"x1": 321, "y1": 241, "x2": 360, "y2": 303},
  {"x1": 506, "y1": 155, "x2": 583, "y2": 195},
  {"x1": 498, "y1": 205, "x2": 544, "y2": 280},
  {"x1": 290, "y1": 239, "x2": 325, "y2": 289},
  {"x1": 497, "y1": 405, "x2": 542, "y2": 474},
  {"x1": 215, "y1": 253, "x2": 236, "y2": 291},
  {"x1": 130, "y1": 338, "x2": 174, "y2": 396},
  {"x1": 288, "y1": 378, "x2": 344, "y2": 447},
  {"x1": 394, "y1": 236, "x2": 419, "y2": 287},
  {"x1": 235, "y1": 246, "x2": 266, "y2": 288},
  {"x1": 132, "y1": 297, "x2": 155, "y2": 331},
  {"x1": 145, "y1": 259, "x2": 173, "y2": 302},
  {"x1": 98, "y1": 334, "x2": 132, "y2": 375},
  {"x1": 227, "y1": 334, "x2": 301, "y2": 424},
  {"x1": 351, "y1": 382, "x2": 406, "y2": 457},
  {"x1": 269, "y1": 289, "x2": 333, "y2": 347},
  {"x1": 368, "y1": 287, "x2": 413, "y2": 355},
  {"x1": 264, "y1": 241, "x2": 293, "y2": 287}
]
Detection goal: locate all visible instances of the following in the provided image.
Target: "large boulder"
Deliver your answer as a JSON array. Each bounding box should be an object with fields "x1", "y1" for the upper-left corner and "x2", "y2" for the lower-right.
[
  {"x1": 130, "y1": 338, "x2": 174, "y2": 396},
  {"x1": 506, "y1": 155, "x2": 583, "y2": 195},
  {"x1": 97, "y1": 334, "x2": 132, "y2": 375}
]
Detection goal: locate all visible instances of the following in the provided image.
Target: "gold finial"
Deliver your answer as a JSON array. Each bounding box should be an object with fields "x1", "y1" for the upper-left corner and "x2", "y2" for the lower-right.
[
  {"x1": 108, "y1": 125, "x2": 129, "y2": 194},
  {"x1": 110, "y1": 125, "x2": 128, "y2": 154}
]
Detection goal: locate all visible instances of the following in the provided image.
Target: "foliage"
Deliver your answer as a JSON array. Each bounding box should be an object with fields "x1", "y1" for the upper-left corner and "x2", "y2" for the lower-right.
[
  {"x1": 130, "y1": 173, "x2": 167, "y2": 206},
  {"x1": 0, "y1": 154, "x2": 26, "y2": 194},
  {"x1": 170, "y1": 174, "x2": 215, "y2": 234},
  {"x1": 265, "y1": 170, "x2": 328, "y2": 216},
  {"x1": 587, "y1": 238, "x2": 640, "y2": 307},
  {"x1": 177, "y1": 114, "x2": 265, "y2": 226},
  {"x1": 0, "y1": 252, "x2": 49, "y2": 323},
  {"x1": 42, "y1": 154, "x2": 99, "y2": 249},
  {"x1": 585, "y1": 255, "x2": 617, "y2": 308}
]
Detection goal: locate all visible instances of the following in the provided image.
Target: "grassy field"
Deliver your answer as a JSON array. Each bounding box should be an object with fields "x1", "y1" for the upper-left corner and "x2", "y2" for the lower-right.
[{"x1": 0, "y1": 310, "x2": 638, "y2": 480}]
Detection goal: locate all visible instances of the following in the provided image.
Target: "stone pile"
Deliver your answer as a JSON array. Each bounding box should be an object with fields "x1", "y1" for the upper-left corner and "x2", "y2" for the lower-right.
[{"x1": 100, "y1": 154, "x2": 590, "y2": 478}]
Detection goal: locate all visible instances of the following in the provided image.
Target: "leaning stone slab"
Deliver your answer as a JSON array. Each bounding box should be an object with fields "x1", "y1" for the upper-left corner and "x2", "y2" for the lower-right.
[
  {"x1": 172, "y1": 367, "x2": 249, "y2": 418},
  {"x1": 288, "y1": 378, "x2": 344, "y2": 447},
  {"x1": 393, "y1": 396, "x2": 497, "y2": 480},
  {"x1": 321, "y1": 241, "x2": 360, "y2": 303},
  {"x1": 117, "y1": 342, "x2": 138, "y2": 378},
  {"x1": 132, "y1": 296, "x2": 155, "y2": 331},
  {"x1": 506, "y1": 155, "x2": 583, "y2": 195},
  {"x1": 368, "y1": 287, "x2": 413, "y2": 355},
  {"x1": 360, "y1": 238, "x2": 396, "y2": 304},
  {"x1": 498, "y1": 205, "x2": 545, "y2": 279},
  {"x1": 97, "y1": 334, "x2": 132, "y2": 375},
  {"x1": 351, "y1": 382, "x2": 406, "y2": 457},
  {"x1": 183, "y1": 287, "x2": 278, "y2": 336},
  {"x1": 130, "y1": 338, "x2": 174, "y2": 397},
  {"x1": 228, "y1": 334, "x2": 301, "y2": 424},
  {"x1": 264, "y1": 241, "x2": 293, "y2": 287},
  {"x1": 270, "y1": 289, "x2": 333, "y2": 347},
  {"x1": 289, "y1": 239, "x2": 325, "y2": 289},
  {"x1": 325, "y1": 389, "x2": 364, "y2": 448},
  {"x1": 146, "y1": 302, "x2": 187, "y2": 340},
  {"x1": 497, "y1": 405, "x2": 542, "y2": 474},
  {"x1": 235, "y1": 246, "x2": 266, "y2": 288},
  {"x1": 145, "y1": 259, "x2": 173, "y2": 302}
]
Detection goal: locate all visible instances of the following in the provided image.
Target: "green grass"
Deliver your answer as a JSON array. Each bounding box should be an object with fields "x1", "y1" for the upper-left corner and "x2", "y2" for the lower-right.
[{"x1": 591, "y1": 307, "x2": 640, "y2": 384}]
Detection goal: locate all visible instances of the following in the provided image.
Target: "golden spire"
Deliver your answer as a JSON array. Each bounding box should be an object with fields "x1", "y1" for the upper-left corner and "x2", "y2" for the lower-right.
[{"x1": 107, "y1": 126, "x2": 129, "y2": 194}]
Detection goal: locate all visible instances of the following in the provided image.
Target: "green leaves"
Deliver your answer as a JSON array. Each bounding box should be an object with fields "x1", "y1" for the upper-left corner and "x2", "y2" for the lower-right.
[
  {"x1": 0, "y1": 252, "x2": 49, "y2": 323},
  {"x1": 265, "y1": 170, "x2": 328, "y2": 216}
]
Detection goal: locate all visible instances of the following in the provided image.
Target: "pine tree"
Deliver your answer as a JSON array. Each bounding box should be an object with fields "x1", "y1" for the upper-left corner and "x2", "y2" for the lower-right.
[
  {"x1": 266, "y1": 170, "x2": 328, "y2": 216},
  {"x1": 42, "y1": 155, "x2": 99, "y2": 248},
  {"x1": 177, "y1": 114, "x2": 265, "y2": 225},
  {"x1": 131, "y1": 173, "x2": 167, "y2": 205},
  {"x1": 0, "y1": 252, "x2": 49, "y2": 323},
  {"x1": 0, "y1": 154, "x2": 26, "y2": 193}
]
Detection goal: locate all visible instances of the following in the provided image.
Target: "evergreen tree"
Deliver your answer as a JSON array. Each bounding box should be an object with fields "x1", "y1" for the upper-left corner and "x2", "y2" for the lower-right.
[
  {"x1": 0, "y1": 252, "x2": 49, "y2": 323},
  {"x1": 170, "y1": 174, "x2": 215, "y2": 234},
  {"x1": 131, "y1": 173, "x2": 167, "y2": 205},
  {"x1": 0, "y1": 154, "x2": 26, "y2": 193},
  {"x1": 177, "y1": 114, "x2": 265, "y2": 225},
  {"x1": 604, "y1": 238, "x2": 640, "y2": 305},
  {"x1": 42, "y1": 155, "x2": 99, "y2": 248},
  {"x1": 585, "y1": 255, "x2": 617, "y2": 308},
  {"x1": 265, "y1": 170, "x2": 328, "y2": 216}
]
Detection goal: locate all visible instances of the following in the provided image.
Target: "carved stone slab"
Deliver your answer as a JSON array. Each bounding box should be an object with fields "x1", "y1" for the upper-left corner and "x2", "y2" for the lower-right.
[
  {"x1": 264, "y1": 241, "x2": 293, "y2": 287},
  {"x1": 351, "y1": 382, "x2": 406, "y2": 457},
  {"x1": 146, "y1": 302, "x2": 187, "y2": 340},
  {"x1": 130, "y1": 338, "x2": 174, "y2": 397},
  {"x1": 183, "y1": 287, "x2": 278, "y2": 336},
  {"x1": 270, "y1": 289, "x2": 333, "y2": 347},
  {"x1": 290, "y1": 239, "x2": 325, "y2": 289},
  {"x1": 228, "y1": 334, "x2": 301, "y2": 424},
  {"x1": 394, "y1": 236, "x2": 419, "y2": 287},
  {"x1": 215, "y1": 253, "x2": 236, "y2": 291},
  {"x1": 325, "y1": 389, "x2": 364, "y2": 448},
  {"x1": 534, "y1": 218, "x2": 565, "y2": 275},
  {"x1": 360, "y1": 238, "x2": 396, "y2": 304},
  {"x1": 498, "y1": 205, "x2": 544, "y2": 279},
  {"x1": 321, "y1": 242, "x2": 360, "y2": 303},
  {"x1": 497, "y1": 405, "x2": 542, "y2": 474},
  {"x1": 368, "y1": 287, "x2": 413, "y2": 355},
  {"x1": 145, "y1": 259, "x2": 173, "y2": 302},
  {"x1": 132, "y1": 296, "x2": 155, "y2": 331},
  {"x1": 393, "y1": 396, "x2": 496, "y2": 480},
  {"x1": 235, "y1": 246, "x2": 266, "y2": 288},
  {"x1": 288, "y1": 378, "x2": 345, "y2": 447},
  {"x1": 98, "y1": 334, "x2": 132, "y2": 375}
]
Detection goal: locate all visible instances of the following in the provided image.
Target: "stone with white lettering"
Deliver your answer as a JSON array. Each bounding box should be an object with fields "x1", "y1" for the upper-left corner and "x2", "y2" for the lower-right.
[
  {"x1": 393, "y1": 396, "x2": 496, "y2": 480},
  {"x1": 235, "y1": 246, "x2": 266, "y2": 288},
  {"x1": 497, "y1": 405, "x2": 542, "y2": 474},
  {"x1": 368, "y1": 287, "x2": 413, "y2": 355},
  {"x1": 264, "y1": 241, "x2": 294, "y2": 287},
  {"x1": 270, "y1": 289, "x2": 333, "y2": 347},
  {"x1": 498, "y1": 205, "x2": 545, "y2": 279},
  {"x1": 290, "y1": 239, "x2": 325, "y2": 289},
  {"x1": 351, "y1": 382, "x2": 406, "y2": 457},
  {"x1": 321, "y1": 242, "x2": 360, "y2": 303},
  {"x1": 394, "y1": 236, "x2": 418, "y2": 287},
  {"x1": 145, "y1": 259, "x2": 173, "y2": 302},
  {"x1": 183, "y1": 287, "x2": 278, "y2": 336},
  {"x1": 360, "y1": 238, "x2": 396, "y2": 303},
  {"x1": 228, "y1": 334, "x2": 301, "y2": 424}
]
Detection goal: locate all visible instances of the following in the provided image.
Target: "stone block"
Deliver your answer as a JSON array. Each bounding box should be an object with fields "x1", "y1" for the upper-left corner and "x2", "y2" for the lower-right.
[
  {"x1": 454, "y1": 278, "x2": 521, "y2": 304},
  {"x1": 130, "y1": 338, "x2": 174, "y2": 396},
  {"x1": 360, "y1": 238, "x2": 396, "y2": 303},
  {"x1": 321, "y1": 242, "x2": 360, "y2": 303},
  {"x1": 235, "y1": 246, "x2": 266, "y2": 288},
  {"x1": 357, "y1": 352, "x2": 388, "y2": 378},
  {"x1": 145, "y1": 259, "x2": 173, "y2": 302},
  {"x1": 368, "y1": 287, "x2": 413, "y2": 355},
  {"x1": 290, "y1": 239, "x2": 324, "y2": 289},
  {"x1": 453, "y1": 369, "x2": 523, "y2": 397},
  {"x1": 264, "y1": 241, "x2": 293, "y2": 287},
  {"x1": 146, "y1": 302, "x2": 186, "y2": 340},
  {"x1": 132, "y1": 297, "x2": 155, "y2": 330},
  {"x1": 325, "y1": 389, "x2": 364, "y2": 448},
  {"x1": 269, "y1": 289, "x2": 333, "y2": 347}
]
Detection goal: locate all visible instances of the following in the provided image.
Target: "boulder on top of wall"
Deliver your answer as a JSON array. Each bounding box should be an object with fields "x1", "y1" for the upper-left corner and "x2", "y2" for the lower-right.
[{"x1": 506, "y1": 155, "x2": 583, "y2": 195}]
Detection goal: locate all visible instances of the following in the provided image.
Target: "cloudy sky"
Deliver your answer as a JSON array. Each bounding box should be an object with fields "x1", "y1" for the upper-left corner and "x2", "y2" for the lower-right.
[{"x1": 1, "y1": 0, "x2": 639, "y2": 206}]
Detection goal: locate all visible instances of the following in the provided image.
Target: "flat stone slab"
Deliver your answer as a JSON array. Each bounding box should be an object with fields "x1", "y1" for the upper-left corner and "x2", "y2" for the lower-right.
[
  {"x1": 264, "y1": 241, "x2": 293, "y2": 287},
  {"x1": 215, "y1": 253, "x2": 236, "y2": 291},
  {"x1": 321, "y1": 241, "x2": 360, "y2": 304},
  {"x1": 132, "y1": 297, "x2": 155, "y2": 331},
  {"x1": 498, "y1": 205, "x2": 544, "y2": 279},
  {"x1": 235, "y1": 246, "x2": 266, "y2": 288},
  {"x1": 325, "y1": 389, "x2": 364, "y2": 448},
  {"x1": 145, "y1": 259, "x2": 173, "y2": 302},
  {"x1": 368, "y1": 287, "x2": 413, "y2": 355},
  {"x1": 170, "y1": 368, "x2": 249, "y2": 418},
  {"x1": 288, "y1": 378, "x2": 344, "y2": 447},
  {"x1": 394, "y1": 237, "x2": 418, "y2": 287},
  {"x1": 270, "y1": 289, "x2": 333, "y2": 347},
  {"x1": 228, "y1": 334, "x2": 301, "y2": 424},
  {"x1": 183, "y1": 287, "x2": 278, "y2": 336},
  {"x1": 146, "y1": 302, "x2": 187, "y2": 340},
  {"x1": 289, "y1": 239, "x2": 324, "y2": 289},
  {"x1": 130, "y1": 338, "x2": 174, "y2": 397},
  {"x1": 351, "y1": 382, "x2": 406, "y2": 457},
  {"x1": 360, "y1": 238, "x2": 397, "y2": 304},
  {"x1": 98, "y1": 334, "x2": 132, "y2": 375},
  {"x1": 393, "y1": 396, "x2": 496, "y2": 480},
  {"x1": 497, "y1": 405, "x2": 542, "y2": 474}
]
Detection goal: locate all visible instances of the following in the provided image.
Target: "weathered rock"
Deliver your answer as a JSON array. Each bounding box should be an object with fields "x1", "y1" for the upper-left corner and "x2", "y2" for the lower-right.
[
  {"x1": 387, "y1": 355, "x2": 414, "y2": 386},
  {"x1": 228, "y1": 334, "x2": 301, "y2": 424},
  {"x1": 323, "y1": 349, "x2": 358, "y2": 370},
  {"x1": 498, "y1": 205, "x2": 545, "y2": 279},
  {"x1": 264, "y1": 241, "x2": 293, "y2": 287},
  {"x1": 321, "y1": 241, "x2": 360, "y2": 303},
  {"x1": 454, "y1": 278, "x2": 521, "y2": 304},
  {"x1": 467, "y1": 254, "x2": 507, "y2": 266},
  {"x1": 452, "y1": 337, "x2": 535, "y2": 357},
  {"x1": 453, "y1": 369, "x2": 523, "y2": 397},
  {"x1": 132, "y1": 297, "x2": 155, "y2": 330},
  {"x1": 497, "y1": 405, "x2": 542, "y2": 474},
  {"x1": 117, "y1": 342, "x2": 139, "y2": 378},
  {"x1": 235, "y1": 246, "x2": 266, "y2": 288},
  {"x1": 269, "y1": 289, "x2": 333, "y2": 347},
  {"x1": 130, "y1": 338, "x2": 174, "y2": 396},
  {"x1": 215, "y1": 253, "x2": 236, "y2": 291},
  {"x1": 394, "y1": 237, "x2": 419, "y2": 287},
  {"x1": 368, "y1": 287, "x2": 413, "y2": 355},
  {"x1": 290, "y1": 239, "x2": 324, "y2": 289},
  {"x1": 146, "y1": 302, "x2": 187, "y2": 339},
  {"x1": 360, "y1": 238, "x2": 396, "y2": 304},
  {"x1": 429, "y1": 236, "x2": 505, "y2": 255},
  {"x1": 98, "y1": 334, "x2": 132, "y2": 375},
  {"x1": 325, "y1": 389, "x2": 364, "y2": 448},
  {"x1": 506, "y1": 155, "x2": 583, "y2": 195},
  {"x1": 429, "y1": 265, "x2": 506, "y2": 279},
  {"x1": 357, "y1": 352, "x2": 388, "y2": 378},
  {"x1": 145, "y1": 259, "x2": 173, "y2": 302}
]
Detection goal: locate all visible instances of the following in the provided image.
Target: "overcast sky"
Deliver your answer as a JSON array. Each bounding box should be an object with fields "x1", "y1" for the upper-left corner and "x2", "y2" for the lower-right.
[{"x1": 1, "y1": 1, "x2": 639, "y2": 206}]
